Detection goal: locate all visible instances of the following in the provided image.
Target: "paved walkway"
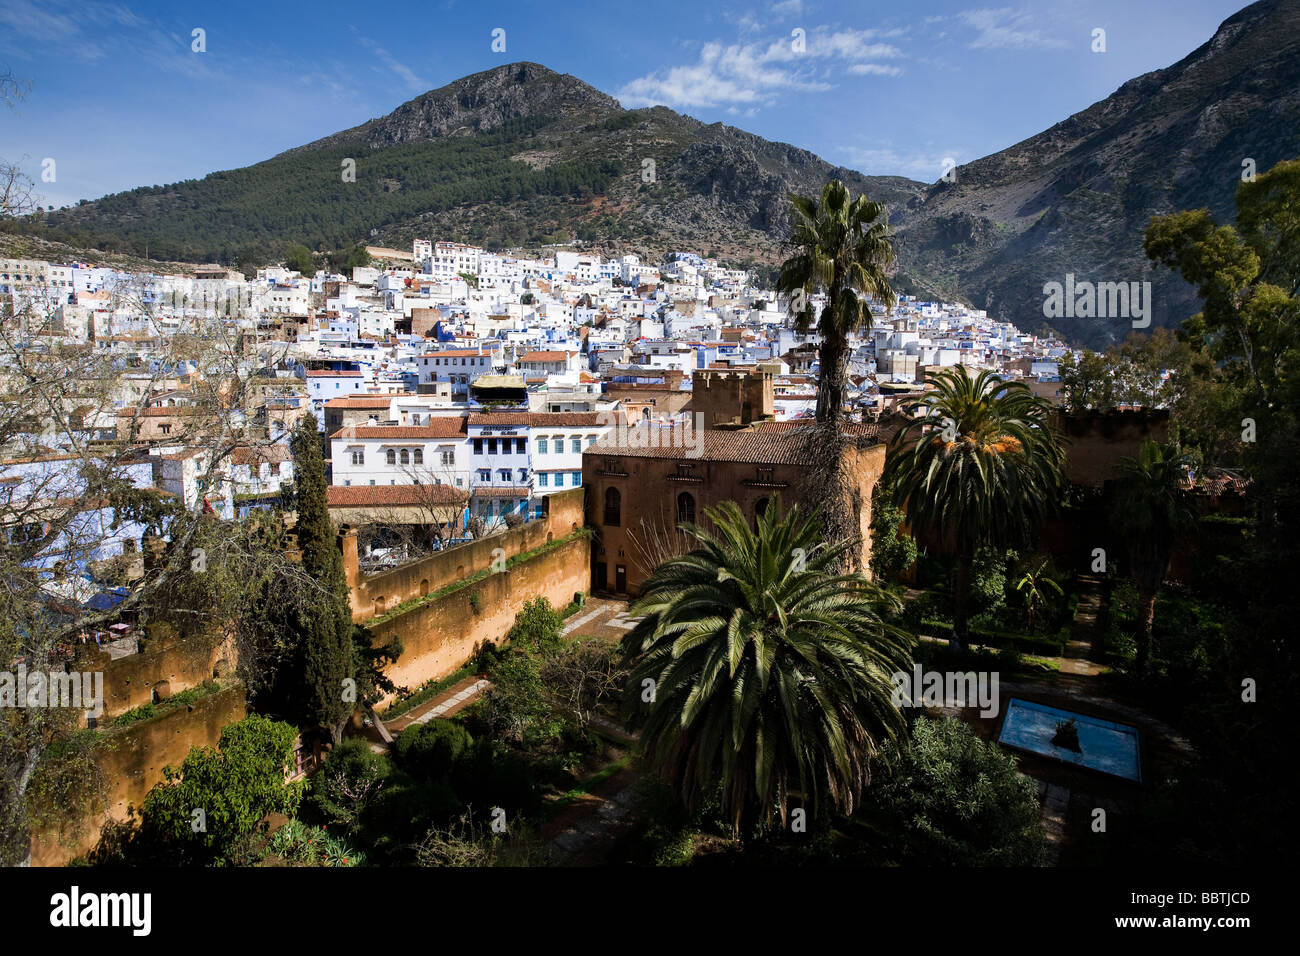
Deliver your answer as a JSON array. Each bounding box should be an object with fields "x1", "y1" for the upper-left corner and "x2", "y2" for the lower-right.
[
  {"x1": 562, "y1": 597, "x2": 639, "y2": 643},
  {"x1": 384, "y1": 676, "x2": 492, "y2": 735}
]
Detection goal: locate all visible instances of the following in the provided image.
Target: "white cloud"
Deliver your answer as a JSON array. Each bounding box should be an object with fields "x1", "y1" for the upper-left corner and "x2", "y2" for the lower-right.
[
  {"x1": 957, "y1": 7, "x2": 1068, "y2": 50},
  {"x1": 847, "y1": 63, "x2": 903, "y2": 76},
  {"x1": 617, "y1": 26, "x2": 902, "y2": 110},
  {"x1": 355, "y1": 34, "x2": 429, "y2": 93}
]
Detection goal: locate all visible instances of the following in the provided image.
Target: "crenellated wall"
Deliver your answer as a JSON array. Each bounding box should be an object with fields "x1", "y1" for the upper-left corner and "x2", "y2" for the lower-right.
[{"x1": 74, "y1": 625, "x2": 235, "y2": 720}]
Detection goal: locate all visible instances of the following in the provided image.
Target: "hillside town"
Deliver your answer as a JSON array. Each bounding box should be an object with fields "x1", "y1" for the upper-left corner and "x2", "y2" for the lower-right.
[{"x1": 1, "y1": 239, "x2": 1072, "y2": 566}]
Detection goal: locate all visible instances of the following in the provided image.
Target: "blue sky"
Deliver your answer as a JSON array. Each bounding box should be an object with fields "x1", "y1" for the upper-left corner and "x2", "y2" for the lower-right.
[{"x1": 2, "y1": 0, "x2": 1253, "y2": 208}]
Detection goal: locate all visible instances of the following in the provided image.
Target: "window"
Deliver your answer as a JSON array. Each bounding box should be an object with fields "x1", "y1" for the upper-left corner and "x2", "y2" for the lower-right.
[
  {"x1": 677, "y1": 492, "x2": 696, "y2": 524},
  {"x1": 159, "y1": 424, "x2": 171, "y2": 435},
  {"x1": 571, "y1": 437, "x2": 581, "y2": 454},
  {"x1": 498, "y1": 468, "x2": 511, "y2": 482},
  {"x1": 351, "y1": 450, "x2": 364, "y2": 466},
  {"x1": 477, "y1": 469, "x2": 491, "y2": 482},
  {"x1": 438, "y1": 450, "x2": 450, "y2": 466},
  {"x1": 538, "y1": 438, "x2": 548, "y2": 454},
  {"x1": 572, "y1": 471, "x2": 581, "y2": 486},
  {"x1": 386, "y1": 449, "x2": 396, "y2": 465},
  {"x1": 473, "y1": 438, "x2": 483, "y2": 454},
  {"x1": 603, "y1": 487, "x2": 621, "y2": 526},
  {"x1": 538, "y1": 473, "x2": 548, "y2": 487},
  {"x1": 415, "y1": 448, "x2": 425, "y2": 465},
  {"x1": 586, "y1": 435, "x2": 596, "y2": 447},
  {"x1": 487, "y1": 438, "x2": 498, "y2": 455},
  {"x1": 517, "y1": 438, "x2": 527, "y2": 454}
]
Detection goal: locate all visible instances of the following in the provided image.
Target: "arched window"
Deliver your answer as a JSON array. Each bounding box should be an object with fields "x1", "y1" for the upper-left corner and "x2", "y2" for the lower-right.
[
  {"x1": 400, "y1": 448, "x2": 410, "y2": 465},
  {"x1": 386, "y1": 448, "x2": 396, "y2": 465},
  {"x1": 641, "y1": 407, "x2": 651, "y2": 420},
  {"x1": 676, "y1": 491, "x2": 696, "y2": 525},
  {"x1": 603, "y1": 486, "x2": 621, "y2": 526}
]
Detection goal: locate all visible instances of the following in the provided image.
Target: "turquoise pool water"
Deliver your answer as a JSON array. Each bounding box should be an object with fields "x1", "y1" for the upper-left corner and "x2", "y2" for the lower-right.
[{"x1": 998, "y1": 698, "x2": 1142, "y2": 782}]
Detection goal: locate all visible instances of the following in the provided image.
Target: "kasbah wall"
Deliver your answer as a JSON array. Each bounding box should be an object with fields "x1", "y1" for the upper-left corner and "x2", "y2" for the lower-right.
[
  {"x1": 343, "y1": 486, "x2": 587, "y2": 621},
  {"x1": 30, "y1": 488, "x2": 589, "y2": 864},
  {"x1": 31, "y1": 681, "x2": 247, "y2": 867},
  {"x1": 352, "y1": 487, "x2": 591, "y2": 703}
]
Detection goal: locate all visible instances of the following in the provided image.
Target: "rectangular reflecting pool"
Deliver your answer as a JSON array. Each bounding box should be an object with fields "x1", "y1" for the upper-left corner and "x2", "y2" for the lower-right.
[{"x1": 998, "y1": 698, "x2": 1142, "y2": 782}]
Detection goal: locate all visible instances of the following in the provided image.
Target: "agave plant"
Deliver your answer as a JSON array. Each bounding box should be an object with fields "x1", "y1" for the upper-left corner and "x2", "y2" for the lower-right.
[{"x1": 620, "y1": 495, "x2": 912, "y2": 837}]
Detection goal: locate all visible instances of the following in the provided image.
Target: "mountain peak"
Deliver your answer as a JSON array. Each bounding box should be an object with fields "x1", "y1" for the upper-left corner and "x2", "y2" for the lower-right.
[{"x1": 292, "y1": 61, "x2": 621, "y2": 154}]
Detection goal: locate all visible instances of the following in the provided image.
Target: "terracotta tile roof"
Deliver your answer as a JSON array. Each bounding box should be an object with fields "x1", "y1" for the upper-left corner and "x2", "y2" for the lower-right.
[
  {"x1": 585, "y1": 426, "x2": 814, "y2": 465},
  {"x1": 468, "y1": 412, "x2": 609, "y2": 428},
  {"x1": 307, "y1": 370, "x2": 363, "y2": 377},
  {"x1": 471, "y1": 486, "x2": 532, "y2": 498},
  {"x1": 753, "y1": 419, "x2": 886, "y2": 441},
  {"x1": 330, "y1": 418, "x2": 467, "y2": 440},
  {"x1": 469, "y1": 412, "x2": 530, "y2": 427},
  {"x1": 324, "y1": 396, "x2": 399, "y2": 408},
  {"x1": 328, "y1": 484, "x2": 467, "y2": 507},
  {"x1": 518, "y1": 350, "x2": 575, "y2": 363}
]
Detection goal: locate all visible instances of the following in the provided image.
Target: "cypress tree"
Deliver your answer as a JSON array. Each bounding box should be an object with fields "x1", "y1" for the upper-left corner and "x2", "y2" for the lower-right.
[{"x1": 289, "y1": 415, "x2": 355, "y2": 743}]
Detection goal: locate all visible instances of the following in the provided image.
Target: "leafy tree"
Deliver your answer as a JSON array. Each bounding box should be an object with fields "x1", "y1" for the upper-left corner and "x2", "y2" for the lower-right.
[
  {"x1": 507, "y1": 596, "x2": 562, "y2": 655},
  {"x1": 868, "y1": 500, "x2": 917, "y2": 580},
  {"x1": 969, "y1": 546, "x2": 1013, "y2": 615},
  {"x1": 1109, "y1": 439, "x2": 1197, "y2": 676},
  {"x1": 884, "y1": 367, "x2": 1065, "y2": 648},
  {"x1": 137, "y1": 715, "x2": 303, "y2": 865},
  {"x1": 776, "y1": 180, "x2": 896, "y2": 561},
  {"x1": 868, "y1": 716, "x2": 1045, "y2": 866},
  {"x1": 477, "y1": 652, "x2": 560, "y2": 747},
  {"x1": 1145, "y1": 157, "x2": 1300, "y2": 553},
  {"x1": 284, "y1": 243, "x2": 314, "y2": 276},
  {"x1": 620, "y1": 495, "x2": 911, "y2": 837}
]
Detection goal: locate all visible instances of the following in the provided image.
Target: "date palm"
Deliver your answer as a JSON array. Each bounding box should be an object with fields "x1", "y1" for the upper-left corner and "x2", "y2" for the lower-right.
[
  {"x1": 885, "y1": 367, "x2": 1064, "y2": 648},
  {"x1": 1109, "y1": 439, "x2": 1196, "y2": 676},
  {"x1": 777, "y1": 180, "x2": 896, "y2": 568},
  {"x1": 620, "y1": 496, "x2": 911, "y2": 837},
  {"x1": 777, "y1": 179, "x2": 896, "y2": 428}
]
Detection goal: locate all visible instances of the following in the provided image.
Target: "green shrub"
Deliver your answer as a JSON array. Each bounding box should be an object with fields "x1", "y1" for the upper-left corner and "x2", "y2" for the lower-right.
[
  {"x1": 307, "y1": 738, "x2": 390, "y2": 830},
  {"x1": 394, "y1": 719, "x2": 474, "y2": 783},
  {"x1": 136, "y1": 714, "x2": 303, "y2": 865},
  {"x1": 869, "y1": 716, "x2": 1045, "y2": 866},
  {"x1": 508, "y1": 596, "x2": 563, "y2": 654}
]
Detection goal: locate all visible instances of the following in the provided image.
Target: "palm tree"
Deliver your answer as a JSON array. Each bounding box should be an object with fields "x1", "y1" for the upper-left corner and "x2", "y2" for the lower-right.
[
  {"x1": 1015, "y1": 558, "x2": 1063, "y2": 633},
  {"x1": 776, "y1": 181, "x2": 896, "y2": 563},
  {"x1": 1109, "y1": 439, "x2": 1196, "y2": 676},
  {"x1": 884, "y1": 367, "x2": 1065, "y2": 649},
  {"x1": 777, "y1": 180, "x2": 896, "y2": 428},
  {"x1": 620, "y1": 496, "x2": 911, "y2": 837}
]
